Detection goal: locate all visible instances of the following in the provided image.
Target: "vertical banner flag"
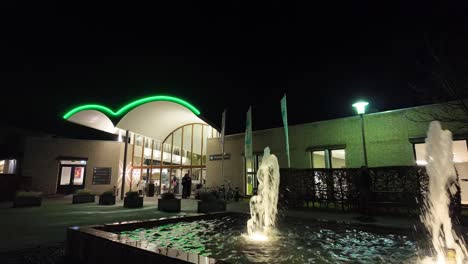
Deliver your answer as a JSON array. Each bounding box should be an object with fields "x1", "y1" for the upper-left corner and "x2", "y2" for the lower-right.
[
  {"x1": 281, "y1": 94, "x2": 291, "y2": 168},
  {"x1": 220, "y1": 109, "x2": 226, "y2": 182},
  {"x1": 245, "y1": 107, "x2": 253, "y2": 161}
]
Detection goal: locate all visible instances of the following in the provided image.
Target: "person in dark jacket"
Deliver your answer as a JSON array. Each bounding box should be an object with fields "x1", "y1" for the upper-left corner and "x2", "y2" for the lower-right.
[{"x1": 182, "y1": 170, "x2": 192, "y2": 199}]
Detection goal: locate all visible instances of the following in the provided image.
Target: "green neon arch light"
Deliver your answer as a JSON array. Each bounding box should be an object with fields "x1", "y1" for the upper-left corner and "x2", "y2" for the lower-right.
[{"x1": 63, "y1": 95, "x2": 201, "y2": 120}]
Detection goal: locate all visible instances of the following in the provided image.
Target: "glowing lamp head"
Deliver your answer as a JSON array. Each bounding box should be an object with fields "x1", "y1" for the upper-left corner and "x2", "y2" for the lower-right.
[{"x1": 352, "y1": 101, "x2": 369, "y2": 115}]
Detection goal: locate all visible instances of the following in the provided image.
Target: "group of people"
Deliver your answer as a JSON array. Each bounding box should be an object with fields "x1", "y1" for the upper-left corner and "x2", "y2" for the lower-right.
[{"x1": 171, "y1": 170, "x2": 193, "y2": 198}]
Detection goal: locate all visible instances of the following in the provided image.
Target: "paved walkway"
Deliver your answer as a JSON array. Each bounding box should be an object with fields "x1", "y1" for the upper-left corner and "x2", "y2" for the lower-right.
[
  {"x1": 0, "y1": 196, "x2": 202, "y2": 253},
  {"x1": 0, "y1": 196, "x2": 419, "y2": 254}
]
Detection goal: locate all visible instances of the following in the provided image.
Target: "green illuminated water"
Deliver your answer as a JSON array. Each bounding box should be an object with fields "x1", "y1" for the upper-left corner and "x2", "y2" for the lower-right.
[{"x1": 118, "y1": 216, "x2": 419, "y2": 264}]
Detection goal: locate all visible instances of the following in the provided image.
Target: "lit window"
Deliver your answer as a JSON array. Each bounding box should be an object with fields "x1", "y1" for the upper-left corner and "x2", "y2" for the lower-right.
[
  {"x1": 414, "y1": 140, "x2": 468, "y2": 166},
  {"x1": 135, "y1": 135, "x2": 143, "y2": 146},
  {"x1": 309, "y1": 149, "x2": 346, "y2": 169},
  {"x1": 0, "y1": 159, "x2": 17, "y2": 174}
]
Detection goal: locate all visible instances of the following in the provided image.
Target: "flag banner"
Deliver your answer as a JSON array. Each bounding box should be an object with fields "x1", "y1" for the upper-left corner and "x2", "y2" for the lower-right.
[
  {"x1": 245, "y1": 107, "x2": 253, "y2": 160},
  {"x1": 281, "y1": 94, "x2": 291, "y2": 168}
]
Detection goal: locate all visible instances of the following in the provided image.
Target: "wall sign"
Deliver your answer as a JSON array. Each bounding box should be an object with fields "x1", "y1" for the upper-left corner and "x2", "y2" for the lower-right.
[
  {"x1": 209, "y1": 153, "x2": 231, "y2": 161},
  {"x1": 92, "y1": 167, "x2": 112, "y2": 185}
]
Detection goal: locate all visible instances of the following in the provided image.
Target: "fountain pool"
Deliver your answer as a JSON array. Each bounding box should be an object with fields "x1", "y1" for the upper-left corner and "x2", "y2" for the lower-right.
[
  {"x1": 66, "y1": 212, "x2": 419, "y2": 264},
  {"x1": 66, "y1": 124, "x2": 468, "y2": 264},
  {"x1": 116, "y1": 214, "x2": 418, "y2": 264}
]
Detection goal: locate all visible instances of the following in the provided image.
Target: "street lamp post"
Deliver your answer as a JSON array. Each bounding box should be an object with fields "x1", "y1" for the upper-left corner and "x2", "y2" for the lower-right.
[{"x1": 352, "y1": 101, "x2": 369, "y2": 167}]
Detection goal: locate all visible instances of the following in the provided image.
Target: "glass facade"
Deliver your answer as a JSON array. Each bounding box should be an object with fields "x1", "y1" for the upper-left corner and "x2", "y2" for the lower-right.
[{"x1": 129, "y1": 123, "x2": 219, "y2": 194}]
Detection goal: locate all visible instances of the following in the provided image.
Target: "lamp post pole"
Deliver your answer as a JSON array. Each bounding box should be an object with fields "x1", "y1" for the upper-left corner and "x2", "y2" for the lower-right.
[
  {"x1": 359, "y1": 113, "x2": 368, "y2": 167},
  {"x1": 352, "y1": 101, "x2": 369, "y2": 167},
  {"x1": 121, "y1": 130, "x2": 129, "y2": 200}
]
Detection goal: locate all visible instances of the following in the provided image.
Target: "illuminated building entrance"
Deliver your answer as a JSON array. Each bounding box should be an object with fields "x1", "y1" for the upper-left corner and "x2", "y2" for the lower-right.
[{"x1": 62, "y1": 95, "x2": 219, "y2": 198}]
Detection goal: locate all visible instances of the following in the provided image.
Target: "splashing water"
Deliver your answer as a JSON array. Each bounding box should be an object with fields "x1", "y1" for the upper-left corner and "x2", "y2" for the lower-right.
[
  {"x1": 247, "y1": 147, "x2": 280, "y2": 241},
  {"x1": 421, "y1": 121, "x2": 468, "y2": 264}
]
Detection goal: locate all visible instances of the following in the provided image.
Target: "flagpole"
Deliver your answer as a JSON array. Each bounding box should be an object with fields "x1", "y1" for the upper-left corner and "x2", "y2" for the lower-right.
[
  {"x1": 221, "y1": 135, "x2": 225, "y2": 187},
  {"x1": 221, "y1": 109, "x2": 226, "y2": 186}
]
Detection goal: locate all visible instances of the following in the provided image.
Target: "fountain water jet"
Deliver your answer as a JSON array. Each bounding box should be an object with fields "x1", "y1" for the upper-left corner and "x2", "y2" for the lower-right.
[
  {"x1": 247, "y1": 147, "x2": 280, "y2": 241},
  {"x1": 421, "y1": 121, "x2": 468, "y2": 264}
]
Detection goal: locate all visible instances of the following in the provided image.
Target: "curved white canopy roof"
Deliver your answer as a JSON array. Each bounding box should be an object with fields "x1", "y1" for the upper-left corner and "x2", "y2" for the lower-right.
[
  {"x1": 116, "y1": 101, "x2": 206, "y2": 140},
  {"x1": 64, "y1": 96, "x2": 208, "y2": 141},
  {"x1": 68, "y1": 110, "x2": 117, "y2": 134}
]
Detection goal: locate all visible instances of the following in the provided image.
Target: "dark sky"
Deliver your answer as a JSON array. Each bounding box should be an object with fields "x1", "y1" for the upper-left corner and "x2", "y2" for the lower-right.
[{"x1": 2, "y1": 1, "x2": 468, "y2": 135}]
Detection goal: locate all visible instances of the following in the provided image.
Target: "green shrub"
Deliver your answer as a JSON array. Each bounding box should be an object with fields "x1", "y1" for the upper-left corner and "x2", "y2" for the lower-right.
[
  {"x1": 101, "y1": 190, "x2": 114, "y2": 196},
  {"x1": 75, "y1": 189, "x2": 95, "y2": 196},
  {"x1": 125, "y1": 191, "x2": 139, "y2": 198},
  {"x1": 161, "y1": 192, "x2": 175, "y2": 200},
  {"x1": 16, "y1": 191, "x2": 42, "y2": 198},
  {"x1": 198, "y1": 191, "x2": 216, "y2": 201}
]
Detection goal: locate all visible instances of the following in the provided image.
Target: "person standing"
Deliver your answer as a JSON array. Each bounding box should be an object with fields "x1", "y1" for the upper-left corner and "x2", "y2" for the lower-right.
[
  {"x1": 182, "y1": 170, "x2": 192, "y2": 198},
  {"x1": 172, "y1": 175, "x2": 179, "y2": 194}
]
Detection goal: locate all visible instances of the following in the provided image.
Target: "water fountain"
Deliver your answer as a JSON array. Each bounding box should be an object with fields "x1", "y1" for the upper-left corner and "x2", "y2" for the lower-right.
[
  {"x1": 421, "y1": 121, "x2": 468, "y2": 264},
  {"x1": 246, "y1": 147, "x2": 280, "y2": 241},
  {"x1": 68, "y1": 146, "x2": 421, "y2": 263}
]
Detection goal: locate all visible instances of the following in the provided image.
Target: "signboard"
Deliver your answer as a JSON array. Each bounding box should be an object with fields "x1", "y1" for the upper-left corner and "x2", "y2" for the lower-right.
[
  {"x1": 92, "y1": 167, "x2": 112, "y2": 185},
  {"x1": 209, "y1": 153, "x2": 231, "y2": 161}
]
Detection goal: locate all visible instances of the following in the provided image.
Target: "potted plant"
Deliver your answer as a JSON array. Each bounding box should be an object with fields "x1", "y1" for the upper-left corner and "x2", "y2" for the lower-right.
[
  {"x1": 13, "y1": 191, "x2": 42, "y2": 207},
  {"x1": 72, "y1": 189, "x2": 96, "y2": 204},
  {"x1": 99, "y1": 190, "x2": 116, "y2": 205},
  {"x1": 158, "y1": 192, "x2": 181, "y2": 212},
  {"x1": 124, "y1": 191, "x2": 143, "y2": 208},
  {"x1": 197, "y1": 191, "x2": 226, "y2": 213}
]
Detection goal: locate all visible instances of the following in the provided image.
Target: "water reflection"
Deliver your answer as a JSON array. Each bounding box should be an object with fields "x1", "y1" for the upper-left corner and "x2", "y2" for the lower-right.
[{"x1": 118, "y1": 216, "x2": 418, "y2": 264}]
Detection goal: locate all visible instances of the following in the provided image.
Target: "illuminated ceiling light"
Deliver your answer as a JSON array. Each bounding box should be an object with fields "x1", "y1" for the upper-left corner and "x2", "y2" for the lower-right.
[
  {"x1": 118, "y1": 130, "x2": 123, "y2": 142},
  {"x1": 352, "y1": 101, "x2": 369, "y2": 115},
  {"x1": 416, "y1": 160, "x2": 428, "y2": 166},
  {"x1": 63, "y1": 95, "x2": 201, "y2": 120}
]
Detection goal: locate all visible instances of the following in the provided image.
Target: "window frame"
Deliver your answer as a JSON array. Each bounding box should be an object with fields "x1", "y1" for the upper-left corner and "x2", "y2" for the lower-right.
[
  {"x1": 412, "y1": 138, "x2": 468, "y2": 166},
  {"x1": 306, "y1": 145, "x2": 346, "y2": 169}
]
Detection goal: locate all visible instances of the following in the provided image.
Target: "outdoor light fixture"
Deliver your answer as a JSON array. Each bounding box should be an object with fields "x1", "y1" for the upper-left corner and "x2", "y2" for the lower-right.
[
  {"x1": 63, "y1": 95, "x2": 201, "y2": 120},
  {"x1": 352, "y1": 101, "x2": 369, "y2": 115},
  {"x1": 353, "y1": 100, "x2": 369, "y2": 166}
]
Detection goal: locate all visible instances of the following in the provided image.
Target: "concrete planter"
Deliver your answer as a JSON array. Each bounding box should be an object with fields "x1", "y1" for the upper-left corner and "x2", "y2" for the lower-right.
[
  {"x1": 13, "y1": 196, "x2": 42, "y2": 207},
  {"x1": 72, "y1": 195, "x2": 95, "y2": 204},
  {"x1": 124, "y1": 196, "x2": 143, "y2": 208},
  {"x1": 99, "y1": 195, "x2": 116, "y2": 205},
  {"x1": 197, "y1": 200, "x2": 226, "y2": 213},
  {"x1": 158, "y1": 198, "x2": 181, "y2": 212}
]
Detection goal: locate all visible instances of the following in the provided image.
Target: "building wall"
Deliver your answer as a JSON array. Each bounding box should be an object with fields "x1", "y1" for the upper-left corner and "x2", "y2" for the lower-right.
[
  {"x1": 206, "y1": 103, "x2": 468, "y2": 194},
  {"x1": 206, "y1": 135, "x2": 245, "y2": 190},
  {"x1": 22, "y1": 137, "x2": 125, "y2": 196}
]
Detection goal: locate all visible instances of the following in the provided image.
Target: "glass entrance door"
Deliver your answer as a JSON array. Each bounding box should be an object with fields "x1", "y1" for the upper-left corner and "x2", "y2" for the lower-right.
[
  {"x1": 57, "y1": 161, "x2": 86, "y2": 194},
  {"x1": 245, "y1": 155, "x2": 263, "y2": 196}
]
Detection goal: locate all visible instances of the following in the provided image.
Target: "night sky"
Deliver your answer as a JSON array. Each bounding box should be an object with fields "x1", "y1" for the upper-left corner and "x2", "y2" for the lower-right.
[{"x1": 2, "y1": 1, "x2": 468, "y2": 135}]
